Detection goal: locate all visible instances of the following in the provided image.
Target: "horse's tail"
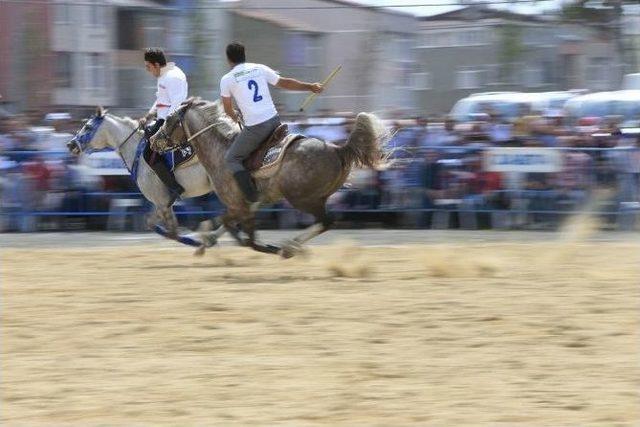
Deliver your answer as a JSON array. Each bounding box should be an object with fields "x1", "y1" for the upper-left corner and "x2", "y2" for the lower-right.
[{"x1": 337, "y1": 112, "x2": 392, "y2": 170}]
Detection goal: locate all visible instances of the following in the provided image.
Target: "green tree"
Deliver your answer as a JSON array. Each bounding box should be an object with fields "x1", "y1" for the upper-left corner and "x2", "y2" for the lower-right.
[
  {"x1": 561, "y1": 0, "x2": 634, "y2": 72},
  {"x1": 498, "y1": 24, "x2": 523, "y2": 84}
]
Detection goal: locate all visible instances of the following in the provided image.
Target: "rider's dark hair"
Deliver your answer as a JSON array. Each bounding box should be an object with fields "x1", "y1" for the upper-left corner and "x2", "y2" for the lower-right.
[
  {"x1": 226, "y1": 42, "x2": 246, "y2": 64},
  {"x1": 144, "y1": 48, "x2": 167, "y2": 66}
]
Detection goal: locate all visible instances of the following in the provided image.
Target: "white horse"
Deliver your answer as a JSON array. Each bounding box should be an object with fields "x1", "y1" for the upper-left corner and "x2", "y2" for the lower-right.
[{"x1": 67, "y1": 106, "x2": 223, "y2": 251}]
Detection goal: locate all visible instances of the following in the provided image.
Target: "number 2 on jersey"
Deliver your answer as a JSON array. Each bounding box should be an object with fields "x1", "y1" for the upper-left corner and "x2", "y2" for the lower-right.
[{"x1": 248, "y1": 80, "x2": 263, "y2": 103}]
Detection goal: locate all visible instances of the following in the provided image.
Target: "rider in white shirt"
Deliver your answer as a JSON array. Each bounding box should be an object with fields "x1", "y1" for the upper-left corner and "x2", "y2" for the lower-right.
[
  {"x1": 220, "y1": 41, "x2": 323, "y2": 208},
  {"x1": 142, "y1": 48, "x2": 188, "y2": 201}
]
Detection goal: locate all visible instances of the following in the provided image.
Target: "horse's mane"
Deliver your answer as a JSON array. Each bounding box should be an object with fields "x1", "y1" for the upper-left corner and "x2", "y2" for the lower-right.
[
  {"x1": 107, "y1": 113, "x2": 140, "y2": 131},
  {"x1": 120, "y1": 116, "x2": 139, "y2": 129},
  {"x1": 182, "y1": 97, "x2": 238, "y2": 145}
]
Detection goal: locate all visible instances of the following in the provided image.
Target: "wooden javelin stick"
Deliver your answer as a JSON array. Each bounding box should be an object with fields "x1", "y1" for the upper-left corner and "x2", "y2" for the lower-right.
[{"x1": 299, "y1": 65, "x2": 342, "y2": 112}]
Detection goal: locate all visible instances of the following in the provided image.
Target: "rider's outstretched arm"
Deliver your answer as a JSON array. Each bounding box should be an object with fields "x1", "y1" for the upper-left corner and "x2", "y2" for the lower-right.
[
  {"x1": 276, "y1": 78, "x2": 323, "y2": 93},
  {"x1": 221, "y1": 96, "x2": 240, "y2": 123}
]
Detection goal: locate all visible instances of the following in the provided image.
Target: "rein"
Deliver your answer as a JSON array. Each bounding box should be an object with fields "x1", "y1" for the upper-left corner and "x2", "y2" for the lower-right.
[
  {"x1": 185, "y1": 121, "x2": 225, "y2": 142},
  {"x1": 157, "y1": 104, "x2": 231, "y2": 151},
  {"x1": 115, "y1": 122, "x2": 142, "y2": 151}
]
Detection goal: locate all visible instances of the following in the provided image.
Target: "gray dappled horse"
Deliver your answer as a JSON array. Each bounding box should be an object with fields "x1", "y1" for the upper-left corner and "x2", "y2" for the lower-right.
[
  {"x1": 151, "y1": 98, "x2": 391, "y2": 257},
  {"x1": 67, "y1": 107, "x2": 215, "y2": 249}
]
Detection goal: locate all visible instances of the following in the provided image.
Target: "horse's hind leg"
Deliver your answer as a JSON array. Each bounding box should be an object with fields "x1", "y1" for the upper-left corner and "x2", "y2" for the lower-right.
[
  {"x1": 281, "y1": 199, "x2": 333, "y2": 258},
  {"x1": 232, "y1": 213, "x2": 280, "y2": 255},
  {"x1": 158, "y1": 206, "x2": 179, "y2": 239}
]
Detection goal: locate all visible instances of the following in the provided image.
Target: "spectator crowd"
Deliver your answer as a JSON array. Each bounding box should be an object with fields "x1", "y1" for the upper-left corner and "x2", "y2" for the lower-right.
[{"x1": 1, "y1": 106, "x2": 639, "y2": 232}]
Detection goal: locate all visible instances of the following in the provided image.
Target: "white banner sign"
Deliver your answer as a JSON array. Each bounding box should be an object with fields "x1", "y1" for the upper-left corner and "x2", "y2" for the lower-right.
[
  {"x1": 81, "y1": 151, "x2": 129, "y2": 176},
  {"x1": 484, "y1": 147, "x2": 562, "y2": 173}
]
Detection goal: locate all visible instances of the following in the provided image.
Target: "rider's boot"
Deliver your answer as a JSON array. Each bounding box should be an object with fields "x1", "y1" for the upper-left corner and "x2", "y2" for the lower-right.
[
  {"x1": 233, "y1": 170, "x2": 260, "y2": 211},
  {"x1": 151, "y1": 160, "x2": 185, "y2": 205}
]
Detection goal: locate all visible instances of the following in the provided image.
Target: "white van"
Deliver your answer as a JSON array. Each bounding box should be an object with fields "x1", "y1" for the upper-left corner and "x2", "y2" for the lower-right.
[
  {"x1": 450, "y1": 91, "x2": 578, "y2": 122},
  {"x1": 622, "y1": 73, "x2": 640, "y2": 90},
  {"x1": 563, "y1": 90, "x2": 640, "y2": 124}
]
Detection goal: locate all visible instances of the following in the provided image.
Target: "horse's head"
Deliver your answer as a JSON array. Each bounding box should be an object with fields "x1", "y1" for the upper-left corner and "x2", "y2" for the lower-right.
[
  {"x1": 150, "y1": 102, "x2": 191, "y2": 153},
  {"x1": 67, "y1": 106, "x2": 109, "y2": 155}
]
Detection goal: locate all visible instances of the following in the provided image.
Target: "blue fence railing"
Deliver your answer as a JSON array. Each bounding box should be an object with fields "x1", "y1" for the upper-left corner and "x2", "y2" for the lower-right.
[{"x1": 2, "y1": 146, "x2": 639, "y2": 231}]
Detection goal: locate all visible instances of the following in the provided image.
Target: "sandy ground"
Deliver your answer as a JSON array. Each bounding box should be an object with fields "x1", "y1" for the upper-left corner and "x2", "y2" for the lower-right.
[{"x1": 2, "y1": 229, "x2": 639, "y2": 426}]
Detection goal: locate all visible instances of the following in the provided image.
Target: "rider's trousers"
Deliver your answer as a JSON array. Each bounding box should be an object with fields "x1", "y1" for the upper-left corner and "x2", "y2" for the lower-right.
[{"x1": 224, "y1": 114, "x2": 281, "y2": 173}]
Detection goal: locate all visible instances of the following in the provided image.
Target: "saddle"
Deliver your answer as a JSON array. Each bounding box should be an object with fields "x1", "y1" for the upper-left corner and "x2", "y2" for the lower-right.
[{"x1": 243, "y1": 124, "x2": 289, "y2": 171}]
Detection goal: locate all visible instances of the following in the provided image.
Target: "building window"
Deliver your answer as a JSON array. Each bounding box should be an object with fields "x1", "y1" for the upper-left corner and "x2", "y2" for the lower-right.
[
  {"x1": 486, "y1": 64, "x2": 500, "y2": 85},
  {"x1": 55, "y1": 52, "x2": 72, "y2": 88},
  {"x1": 89, "y1": 0, "x2": 106, "y2": 27},
  {"x1": 412, "y1": 72, "x2": 431, "y2": 90},
  {"x1": 456, "y1": 29, "x2": 488, "y2": 47},
  {"x1": 456, "y1": 68, "x2": 484, "y2": 89},
  {"x1": 117, "y1": 10, "x2": 142, "y2": 50},
  {"x1": 522, "y1": 27, "x2": 551, "y2": 46},
  {"x1": 542, "y1": 60, "x2": 554, "y2": 84},
  {"x1": 421, "y1": 33, "x2": 433, "y2": 48},
  {"x1": 435, "y1": 32, "x2": 452, "y2": 47},
  {"x1": 144, "y1": 15, "x2": 165, "y2": 48},
  {"x1": 487, "y1": 63, "x2": 523, "y2": 85},
  {"x1": 421, "y1": 31, "x2": 452, "y2": 48},
  {"x1": 285, "y1": 32, "x2": 320, "y2": 67},
  {"x1": 54, "y1": 2, "x2": 70, "y2": 25},
  {"x1": 87, "y1": 53, "x2": 106, "y2": 91},
  {"x1": 524, "y1": 65, "x2": 543, "y2": 88},
  {"x1": 118, "y1": 68, "x2": 147, "y2": 108},
  {"x1": 395, "y1": 60, "x2": 414, "y2": 89},
  {"x1": 169, "y1": 14, "x2": 190, "y2": 54},
  {"x1": 393, "y1": 37, "x2": 413, "y2": 61},
  {"x1": 587, "y1": 57, "x2": 610, "y2": 90},
  {"x1": 421, "y1": 29, "x2": 488, "y2": 48}
]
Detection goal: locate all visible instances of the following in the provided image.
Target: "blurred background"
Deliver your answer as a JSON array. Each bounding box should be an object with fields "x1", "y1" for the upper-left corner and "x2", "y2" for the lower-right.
[{"x1": 1, "y1": 0, "x2": 639, "y2": 232}]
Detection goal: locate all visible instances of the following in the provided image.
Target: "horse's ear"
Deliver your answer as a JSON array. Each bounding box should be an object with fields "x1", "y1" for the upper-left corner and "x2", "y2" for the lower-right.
[{"x1": 96, "y1": 106, "x2": 105, "y2": 117}]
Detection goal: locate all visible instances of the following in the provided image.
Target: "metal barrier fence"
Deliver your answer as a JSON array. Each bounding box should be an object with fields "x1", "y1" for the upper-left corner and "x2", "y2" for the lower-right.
[{"x1": 2, "y1": 146, "x2": 639, "y2": 232}]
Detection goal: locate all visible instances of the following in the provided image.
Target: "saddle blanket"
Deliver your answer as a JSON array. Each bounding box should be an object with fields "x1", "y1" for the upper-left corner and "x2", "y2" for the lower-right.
[
  {"x1": 261, "y1": 134, "x2": 304, "y2": 168},
  {"x1": 166, "y1": 143, "x2": 197, "y2": 171}
]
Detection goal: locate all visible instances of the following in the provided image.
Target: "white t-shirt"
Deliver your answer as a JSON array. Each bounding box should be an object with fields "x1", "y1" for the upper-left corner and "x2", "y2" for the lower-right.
[
  {"x1": 153, "y1": 62, "x2": 188, "y2": 120},
  {"x1": 220, "y1": 62, "x2": 280, "y2": 126}
]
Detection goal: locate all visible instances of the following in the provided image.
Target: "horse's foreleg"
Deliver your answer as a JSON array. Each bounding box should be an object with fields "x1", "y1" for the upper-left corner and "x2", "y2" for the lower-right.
[
  {"x1": 196, "y1": 219, "x2": 227, "y2": 247},
  {"x1": 216, "y1": 213, "x2": 248, "y2": 246}
]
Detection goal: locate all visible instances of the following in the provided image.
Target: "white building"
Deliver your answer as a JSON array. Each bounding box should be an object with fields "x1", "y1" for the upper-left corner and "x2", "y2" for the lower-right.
[{"x1": 51, "y1": 0, "x2": 167, "y2": 110}]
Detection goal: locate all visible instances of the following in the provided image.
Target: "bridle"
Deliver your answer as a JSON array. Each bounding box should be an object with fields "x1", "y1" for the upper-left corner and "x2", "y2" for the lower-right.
[
  {"x1": 154, "y1": 102, "x2": 237, "y2": 153},
  {"x1": 154, "y1": 103, "x2": 242, "y2": 153},
  {"x1": 153, "y1": 105, "x2": 191, "y2": 153},
  {"x1": 69, "y1": 113, "x2": 142, "y2": 155}
]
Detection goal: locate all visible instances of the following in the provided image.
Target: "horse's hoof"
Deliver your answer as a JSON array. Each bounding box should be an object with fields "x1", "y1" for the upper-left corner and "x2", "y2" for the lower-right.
[
  {"x1": 194, "y1": 245, "x2": 206, "y2": 257},
  {"x1": 279, "y1": 240, "x2": 303, "y2": 259},
  {"x1": 202, "y1": 234, "x2": 218, "y2": 248}
]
